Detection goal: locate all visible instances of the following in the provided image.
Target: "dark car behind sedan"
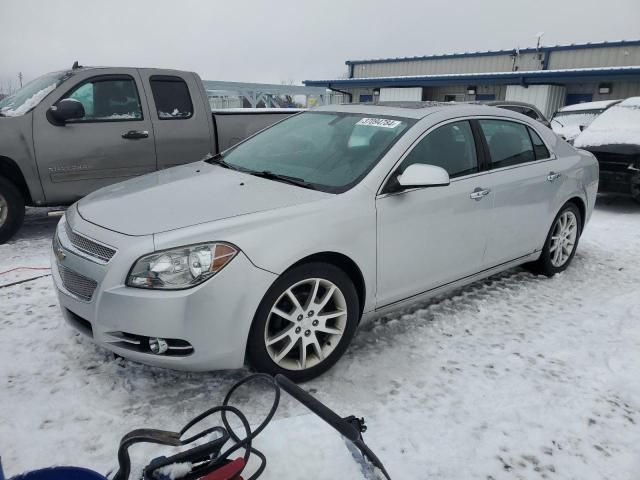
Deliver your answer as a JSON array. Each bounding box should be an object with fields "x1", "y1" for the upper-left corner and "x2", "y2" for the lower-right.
[{"x1": 574, "y1": 97, "x2": 640, "y2": 203}]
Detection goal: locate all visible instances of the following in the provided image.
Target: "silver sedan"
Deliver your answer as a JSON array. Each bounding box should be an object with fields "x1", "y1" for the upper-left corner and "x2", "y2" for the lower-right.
[{"x1": 52, "y1": 103, "x2": 598, "y2": 381}]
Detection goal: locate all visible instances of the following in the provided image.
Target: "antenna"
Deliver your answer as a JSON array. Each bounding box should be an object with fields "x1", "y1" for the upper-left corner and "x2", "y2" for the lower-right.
[
  {"x1": 72, "y1": 61, "x2": 80, "y2": 70},
  {"x1": 535, "y1": 32, "x2": 544, "y2": 51}
]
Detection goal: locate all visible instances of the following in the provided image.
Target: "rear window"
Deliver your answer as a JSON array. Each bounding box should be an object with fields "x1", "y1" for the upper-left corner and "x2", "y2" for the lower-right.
[{"x1": 150, "y1": 76, "x2": 193, "y2": 119}]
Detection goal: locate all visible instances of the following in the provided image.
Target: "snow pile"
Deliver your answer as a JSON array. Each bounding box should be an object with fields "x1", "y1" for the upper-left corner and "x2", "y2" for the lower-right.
[
  {"x1": 1, "y1": 203, "x2": 640, "y2": 479},
  {"x1": 0, "y1": 83, "x2": 57, "y2": 117},
  {"x1": 574, "y1": 97, "x2": 640, "y2": 148}
]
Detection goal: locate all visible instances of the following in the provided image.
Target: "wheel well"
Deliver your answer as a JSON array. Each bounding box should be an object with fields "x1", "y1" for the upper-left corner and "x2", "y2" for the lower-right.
[
  {"x1": 289, "y1": 252, "x2": 366, "y2": 316},
  {"x1": 0, "y1": 156, "x2": 31, "y2": 205},
  {"x1": 566, "y1": 197, "x2": 586, "y2": 230}
]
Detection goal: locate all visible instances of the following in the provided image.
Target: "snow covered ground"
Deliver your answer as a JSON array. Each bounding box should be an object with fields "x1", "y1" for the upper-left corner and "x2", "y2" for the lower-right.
[{"x1": 1, "y1": 198, "x2": 639, "y2": 480}]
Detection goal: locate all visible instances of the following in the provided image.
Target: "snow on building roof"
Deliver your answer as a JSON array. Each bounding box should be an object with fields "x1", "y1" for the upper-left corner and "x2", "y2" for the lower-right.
[{"x1": 304, "y1": 66, "x2": 640, "y2": 87}]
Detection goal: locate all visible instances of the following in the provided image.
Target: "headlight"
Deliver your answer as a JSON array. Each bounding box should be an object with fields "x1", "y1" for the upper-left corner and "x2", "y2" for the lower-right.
[{"x1": 126, "y1": 243, "x2": 238, "y2": 290}]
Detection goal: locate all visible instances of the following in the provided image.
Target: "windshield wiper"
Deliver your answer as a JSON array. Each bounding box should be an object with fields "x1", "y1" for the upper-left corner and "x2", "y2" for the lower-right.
[
  {"x1": 204, "y1": 152, "x2": 242, "y2": 171},
  {"x1": 248, "y1": 170, "x2": 317, "y2": 190},
  {"x1": 551, "y1": 118, "x2": 565, "y2": 128}
]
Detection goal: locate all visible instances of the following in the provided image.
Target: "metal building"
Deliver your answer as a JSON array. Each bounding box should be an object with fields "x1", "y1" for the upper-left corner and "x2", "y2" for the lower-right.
[{"x1": 304, "y1": 40, "x2": 640, "y2": 117}]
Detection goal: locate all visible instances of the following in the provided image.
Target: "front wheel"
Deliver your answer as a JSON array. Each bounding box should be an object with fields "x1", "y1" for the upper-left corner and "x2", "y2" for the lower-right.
[
  {"x1": 530, "y1": 202, "x2": 582, "y2": 276},
  {"x1": 247, "y1": 262, "x2": 360, "y2": 382},
  {"x1": 0, "y1": 177, "x2": 25, "y2": 244}
]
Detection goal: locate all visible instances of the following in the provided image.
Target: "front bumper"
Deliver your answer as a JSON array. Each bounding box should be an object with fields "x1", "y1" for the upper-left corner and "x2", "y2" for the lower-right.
[{"x1": 52, "y1": 207, "x2": 277, "y2": 371}]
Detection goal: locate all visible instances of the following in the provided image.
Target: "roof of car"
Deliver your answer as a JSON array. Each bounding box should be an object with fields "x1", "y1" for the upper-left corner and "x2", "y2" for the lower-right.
[{"x1": 312, "y1": 101, "x2": 512, "y2": 119}]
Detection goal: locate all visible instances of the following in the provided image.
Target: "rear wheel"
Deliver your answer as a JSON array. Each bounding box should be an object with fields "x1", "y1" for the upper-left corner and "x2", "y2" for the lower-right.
[
  {"x1": 530, "y1": 202, "x2": 582, "y2": 276},
  {"x1": 247, "y1": 262, "x2": 359, "y2": 382},
  {"x1": 0, "y1": 176, "x2": 25, "y2": 244}
]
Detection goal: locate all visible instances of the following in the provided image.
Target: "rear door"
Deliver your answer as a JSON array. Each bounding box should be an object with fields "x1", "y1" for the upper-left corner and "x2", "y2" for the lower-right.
[
  {"x1": 474, "y1": 118, "x2": 562, "y2": 266},
  {"x1": 138, "y1": 70, "x2": 213, "y2": 169},
  {"x1": 33, "y1": 69, "x2": 157, "y2": 204},
  {"x1": 376, "y1": 119, "x2": 494, "y2": 307}
]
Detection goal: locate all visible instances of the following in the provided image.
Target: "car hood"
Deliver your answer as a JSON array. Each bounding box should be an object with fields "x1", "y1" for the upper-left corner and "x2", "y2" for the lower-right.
[{"x1": 77, "y1": 162, "x2": 331, "y2": 235}]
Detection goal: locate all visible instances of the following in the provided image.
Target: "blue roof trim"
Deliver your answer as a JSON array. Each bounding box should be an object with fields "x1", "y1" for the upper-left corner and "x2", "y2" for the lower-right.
[
  {"x1": 345, "y1": 39, "x2": 640, "y2": 66},
  {"x1": 304, "y1": 67, "x2": 640, "y2": 88}
]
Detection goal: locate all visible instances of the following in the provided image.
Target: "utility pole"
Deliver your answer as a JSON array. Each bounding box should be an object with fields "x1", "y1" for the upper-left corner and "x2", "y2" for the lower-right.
[{"x1": 18, "y1": 72, "x2": 23, "y2": 88}]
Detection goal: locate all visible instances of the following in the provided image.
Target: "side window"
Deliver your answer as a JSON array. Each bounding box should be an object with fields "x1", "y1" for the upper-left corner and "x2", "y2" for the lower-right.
[
  {"x1": 478, "y1": 119, "x2": 535, "y2": 168},
  {"x1": 65, "y1": 77, "x2": 142, "y2": 121},
  {"x1": 150, "y1": 76, "x2": 193, "y2": 119},
  {"x1": 399, "y1": 121, "x2": 478, "y2": 178},
  {"x1": 528, "y1": 127, "x2": 550, "y2": 159}
]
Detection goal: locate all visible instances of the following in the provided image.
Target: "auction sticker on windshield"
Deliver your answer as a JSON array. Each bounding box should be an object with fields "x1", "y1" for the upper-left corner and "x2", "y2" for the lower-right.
[{"x1": 356, "y1": 118, "x2": 402, "y2": 128}]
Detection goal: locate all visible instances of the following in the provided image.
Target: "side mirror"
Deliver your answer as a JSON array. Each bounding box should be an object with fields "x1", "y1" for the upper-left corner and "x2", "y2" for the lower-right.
[
  {"x1": 396, "y1": 164, "x2": 450, "y2": 190},
  {"x1": 579, "y1": 125, "x2": 586, "y2": 132},
  {"x1": 48, "y1": 99, "x2": 85, "y2": 124}
]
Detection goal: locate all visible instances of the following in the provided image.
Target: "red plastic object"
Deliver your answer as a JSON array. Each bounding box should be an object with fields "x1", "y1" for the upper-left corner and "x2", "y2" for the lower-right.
[{"x1": 200, "y1": 458, "x2": 245, "y2": 480}]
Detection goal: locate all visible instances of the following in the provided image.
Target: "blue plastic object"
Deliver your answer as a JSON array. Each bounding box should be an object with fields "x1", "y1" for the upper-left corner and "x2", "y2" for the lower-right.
[{"x1": 10, "y1": 467, "x2": 107, "y2": 480}]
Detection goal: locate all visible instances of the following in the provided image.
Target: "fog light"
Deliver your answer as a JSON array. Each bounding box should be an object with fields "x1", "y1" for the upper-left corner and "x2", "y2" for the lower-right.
[{"x1": 149, "y1": 337, "x2": 168, "y2": 355}]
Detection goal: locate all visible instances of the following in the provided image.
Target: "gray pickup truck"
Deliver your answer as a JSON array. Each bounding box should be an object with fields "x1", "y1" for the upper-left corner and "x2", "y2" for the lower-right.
[{"x1": 0, "y1": 65, "x2": 299, "y2": 243}]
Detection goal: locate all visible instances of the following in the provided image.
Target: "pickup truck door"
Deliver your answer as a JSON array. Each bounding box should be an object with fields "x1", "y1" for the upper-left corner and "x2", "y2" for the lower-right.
[
  {"x1": 138, "y1": 70, "x2": 214, "y2": 169},
  {"x1": 33, "y1": 69, "x2": 157, "y2": 204}
]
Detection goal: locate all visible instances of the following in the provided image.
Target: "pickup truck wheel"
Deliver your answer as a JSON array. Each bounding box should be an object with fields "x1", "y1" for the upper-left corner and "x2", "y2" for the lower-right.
[
  {"x1": 530, "y1": 202, "x2": 582, "y2": 277},
  {"x1": 0, "y1": 177, "x2": 25, "y2": 244},
  {"x1": 247, "y1": 262, "x2": 359, "y2": 382}
]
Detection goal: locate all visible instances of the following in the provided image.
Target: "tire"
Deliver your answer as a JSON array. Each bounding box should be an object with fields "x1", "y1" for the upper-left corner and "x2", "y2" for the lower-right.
[
  {"x1": 0, "y1": 176, "x2": 25, "y2": 244},
  {"x1": 246, "y1": 262, "x2": 360, "y2": 382},
  {"x1": 529, "y1": 202, "x2": 582, "y2": 277}
]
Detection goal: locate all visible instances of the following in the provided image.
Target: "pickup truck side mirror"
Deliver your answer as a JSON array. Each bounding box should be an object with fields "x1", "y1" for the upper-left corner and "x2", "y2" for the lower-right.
[{"x1": 48, "y1": 99, "x2": 85, "y2": 124}]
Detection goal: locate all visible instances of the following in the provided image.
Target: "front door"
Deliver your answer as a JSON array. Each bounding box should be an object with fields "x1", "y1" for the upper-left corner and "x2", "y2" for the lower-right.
[
  {"x1": 376, "y1": 120, "x2": 493, "y2": 307},
  {"x1": 33, "y1": 69, "x2": 157, "y2": 204}
]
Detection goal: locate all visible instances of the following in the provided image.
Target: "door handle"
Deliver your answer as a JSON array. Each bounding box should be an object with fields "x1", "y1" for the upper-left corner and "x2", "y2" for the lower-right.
[
  {"x1": 547, "y1": 171, "x2": 561, "y2": 182},
  {"x1": 122, "y1": 130, "x2": 149, "y2": 140},
  {"x1": 469, "y1": 188, "x2": 491, "y2": 200}
]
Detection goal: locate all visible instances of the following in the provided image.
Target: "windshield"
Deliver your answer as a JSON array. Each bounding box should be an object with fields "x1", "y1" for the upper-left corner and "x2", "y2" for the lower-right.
[
  {"x1": 0, "y1": 71, "x2": 70, "y2": 117},
  {"x1": 551, "y1": 110, "x2": 604, "y2": 128},
  {"x1": 221, "y1": 112, "x2": 414, "y2": 193}
]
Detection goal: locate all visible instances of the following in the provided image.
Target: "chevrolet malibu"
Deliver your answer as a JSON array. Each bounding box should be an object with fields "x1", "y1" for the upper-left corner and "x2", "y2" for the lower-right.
[{"x1": 52, "y1": 103, "x2": 598, "y2": 381}]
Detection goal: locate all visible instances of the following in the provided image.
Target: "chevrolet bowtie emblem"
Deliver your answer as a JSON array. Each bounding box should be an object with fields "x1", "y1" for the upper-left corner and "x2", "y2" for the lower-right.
[{"x1": 56, "y1": 247, "x2": 66, "y2": 261}]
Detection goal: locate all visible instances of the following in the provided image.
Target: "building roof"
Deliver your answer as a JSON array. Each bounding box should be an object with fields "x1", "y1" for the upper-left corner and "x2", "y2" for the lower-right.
[
  {"x1": 344, "y1": 39, "x2": 640, "y2": 66},
  {"x1": 304, "y1": 66, "x2": 640, "y2": 89}
]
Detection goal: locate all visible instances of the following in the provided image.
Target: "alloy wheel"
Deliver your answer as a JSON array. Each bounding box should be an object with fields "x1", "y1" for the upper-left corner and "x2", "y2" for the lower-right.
[
  {"x1": 264, "y1": 278, "x2": 348, "y2": 371},
  {"x1": 549, "y1": 210, "x2": 578, "y2": 267}
]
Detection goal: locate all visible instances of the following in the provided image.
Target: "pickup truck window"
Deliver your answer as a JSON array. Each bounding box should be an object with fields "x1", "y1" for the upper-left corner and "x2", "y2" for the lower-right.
[
  {"x1": 0, "y1": 71, "x2": 70, "y2": 117},
  {"x1": 150, "y1": 76, "x2": 193, "y2": 119},
  {"x1": 63, "y1": 76, "x2": 143, "y2": 122}
]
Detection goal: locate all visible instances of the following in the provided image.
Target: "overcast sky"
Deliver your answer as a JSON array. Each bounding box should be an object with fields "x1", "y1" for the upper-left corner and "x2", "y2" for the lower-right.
[{"x1": 1, "y1": 0, "x2": 639, "y2": 88}]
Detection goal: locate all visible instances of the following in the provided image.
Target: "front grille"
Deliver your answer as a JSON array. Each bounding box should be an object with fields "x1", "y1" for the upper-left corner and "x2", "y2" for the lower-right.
[
  {"x1": 65, "y1": 222, "x2": 116, "y2": 263},
  {"x1": 58, "y1": 262, "x2": 98, "y2": 301}
]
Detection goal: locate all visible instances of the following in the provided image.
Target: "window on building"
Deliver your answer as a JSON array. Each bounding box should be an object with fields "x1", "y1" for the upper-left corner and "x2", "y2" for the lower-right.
[
  {"x1": 398, "y1": 121, "x2": 478, "y2": 178},
  {"x1": 65, "y1": 76, "x2": 143, "y2": 121},
  {"x1": 150, "y1": 76, "x2": 193, "y2": 119},
  {"x1": 478, "y1": 119, "x2": 535, "y2": 168}
]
